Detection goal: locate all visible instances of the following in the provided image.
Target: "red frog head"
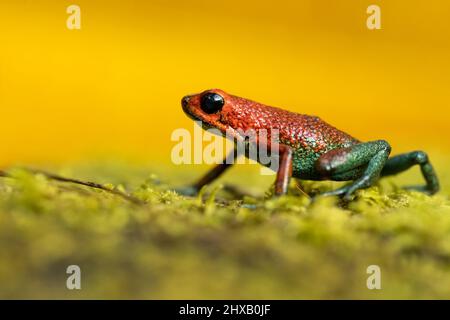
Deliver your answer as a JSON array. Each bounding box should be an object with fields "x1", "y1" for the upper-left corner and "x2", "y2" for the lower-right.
[{"x1": 181, "y1": 89, "x2": 283, "y2": 141}]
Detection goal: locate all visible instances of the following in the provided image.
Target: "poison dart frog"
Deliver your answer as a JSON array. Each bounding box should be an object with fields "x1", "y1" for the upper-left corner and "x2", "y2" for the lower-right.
[{"x1": 180, "y1": 89, "x2": 439, "y2": 200}]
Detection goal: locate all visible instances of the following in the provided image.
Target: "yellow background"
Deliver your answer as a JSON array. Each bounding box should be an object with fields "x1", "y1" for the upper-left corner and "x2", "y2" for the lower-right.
[{"x1": 1, "y1": 0, "x2": 449, "y2": 166}]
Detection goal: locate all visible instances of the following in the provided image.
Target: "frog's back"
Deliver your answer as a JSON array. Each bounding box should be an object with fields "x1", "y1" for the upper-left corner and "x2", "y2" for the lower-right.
[
  {"x1": 224, "y1": 96, "x2": 358, "y2": 148},
  {"x1": 261, "y1": 107, "x2": 360, "y2": 179},
  {"x1": 222, "y1": 95, "x2": 360, "y2": 178}
]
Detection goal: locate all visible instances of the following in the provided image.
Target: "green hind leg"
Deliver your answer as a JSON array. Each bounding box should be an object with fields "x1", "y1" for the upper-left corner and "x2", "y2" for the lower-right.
[
  {"x1": 380, "y1": 151, "x2": 439, "y2": 194},
  {"x1": 315, "y1": 140, "x2": 391, "y2": 200}
]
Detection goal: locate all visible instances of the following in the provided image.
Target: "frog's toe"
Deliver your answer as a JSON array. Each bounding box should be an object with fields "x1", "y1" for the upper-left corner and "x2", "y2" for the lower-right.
[
  {"x1": 240, "y1": 203, "x2": 259, "y2": 209},
  {"x1": 317, "y1": 186, "x2": 350, "y2": 198},
  {"x1": 343, "y1": 191, "x2": 357, "y2": 201}
]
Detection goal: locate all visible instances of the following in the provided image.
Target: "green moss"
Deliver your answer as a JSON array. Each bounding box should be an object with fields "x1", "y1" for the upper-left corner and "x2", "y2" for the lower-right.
[{"x1": 0, "y1": 161, "x2": 449, "y2": 299}]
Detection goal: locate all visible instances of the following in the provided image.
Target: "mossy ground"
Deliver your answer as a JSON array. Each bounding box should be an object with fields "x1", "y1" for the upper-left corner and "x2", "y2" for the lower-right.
[{"x1": 0, "y1": 159, "x2": 450, "y2": 299}]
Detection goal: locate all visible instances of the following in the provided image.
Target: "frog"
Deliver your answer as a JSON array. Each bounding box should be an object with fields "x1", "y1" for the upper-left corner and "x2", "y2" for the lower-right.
[{"x1": 179, "y1": 89, "x2": 439, "y2": 200}]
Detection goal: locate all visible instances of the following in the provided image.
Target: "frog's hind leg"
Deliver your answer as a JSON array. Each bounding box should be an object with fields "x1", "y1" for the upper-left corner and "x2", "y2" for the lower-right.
[
  {"x1": 380, "y1": 151, "x2": 439, "y2": 194},
  {"x1": 315, "y1": 140, "x2": 391, "y2": 200}
]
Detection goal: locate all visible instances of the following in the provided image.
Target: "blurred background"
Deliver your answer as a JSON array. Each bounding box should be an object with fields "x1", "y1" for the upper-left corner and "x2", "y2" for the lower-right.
[
  {"x1": 1, "y1": 0, "x2": 450, "y2": 300},
  {"x1": 0, "y1": 0, "x2": 449, "y2": 166}
]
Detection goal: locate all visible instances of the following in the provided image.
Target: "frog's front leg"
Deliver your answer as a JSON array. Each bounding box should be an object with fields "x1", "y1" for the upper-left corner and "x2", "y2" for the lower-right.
[
  {"x1": 315, "y1": 140, "x2": 391, "y2": 200},
  {"x1": 175, "y1": 149, "x2": 239, "y2": 196},
  {"x1": 274, "y1": 144, "x2": 293, "y2": 196}
]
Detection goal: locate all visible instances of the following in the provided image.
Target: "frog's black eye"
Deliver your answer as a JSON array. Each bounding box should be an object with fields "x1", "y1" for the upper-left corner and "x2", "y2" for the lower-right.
[{"x1": 200, "y1": 93, "x2": 224, "y2": 114}]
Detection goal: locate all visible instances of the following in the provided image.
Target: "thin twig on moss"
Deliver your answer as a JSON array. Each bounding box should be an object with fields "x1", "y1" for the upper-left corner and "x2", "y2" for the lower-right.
[{"x1": 0, "y1": 169, "x2": 145, "y2": 205}]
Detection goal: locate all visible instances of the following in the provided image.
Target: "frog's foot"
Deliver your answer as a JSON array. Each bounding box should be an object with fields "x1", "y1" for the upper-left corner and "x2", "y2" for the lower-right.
[
  {"x1": 173, "y1": 150, "x2": 239, "y2": 198},
  {"x1": 403, "y1": 185, "x2": 435, "y2": 195},
  {"x1": 173, "y1": 185, "x2": 199, "y2": 197},
  {"x1": 315, "y1": 185, "x2": 360, "y2": 202},
  {"x1": 223, "y1": 184, "x2": 260, "y2": 199},
  {"x1": 317, "y1": 186, "x2": 350, "y2": 198},
  {"x1": 240, "y1": 203, "x2": 260, "y2": 209},
  {"x1": 315, "y1": 182, "x2": 376, "y2": 201}
]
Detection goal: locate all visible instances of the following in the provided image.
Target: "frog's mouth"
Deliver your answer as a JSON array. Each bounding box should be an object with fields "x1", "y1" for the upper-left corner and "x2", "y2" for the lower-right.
[
  {"x1": 183, "y1": 110, "x2": 244, "y2": 143},
  {"x1": 191, "y1": 118, "x2": 243, "y2": 142}
]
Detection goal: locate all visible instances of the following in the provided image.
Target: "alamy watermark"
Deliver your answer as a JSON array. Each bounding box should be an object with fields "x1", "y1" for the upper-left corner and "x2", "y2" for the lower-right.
[
  {"x1": 367, "y1": 5, "x2": 381, "y2": 30},
  {"x1": 66, "y1": 265, "x2": 81, "y2": 290},
  {"x1": 366, "y1": 265, "x2": 381, "y2": 290},
  {"x1": 66, "y1": 4, "x2": 81, "y2": 30},
  {"x1": 171, "y1": 121, "x2": 280, "y2": 175}
]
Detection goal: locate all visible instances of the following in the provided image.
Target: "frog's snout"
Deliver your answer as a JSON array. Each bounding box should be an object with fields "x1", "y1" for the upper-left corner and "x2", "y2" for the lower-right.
[
  {"x1": 181, "y1": 95, "x2": 190, "y2": 109},
  {"x1": 181, "y1": 95, "x2": 197, "y2": 120}
]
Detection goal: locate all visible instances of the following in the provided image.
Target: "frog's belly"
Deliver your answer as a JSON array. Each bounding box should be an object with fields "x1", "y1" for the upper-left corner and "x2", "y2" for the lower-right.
[
  {"x1": 247, "y1": 141, "x2": 357, "y2": 180},
  {"x1": 251, "y1": 148, "x2": 322, "y2": 180}
]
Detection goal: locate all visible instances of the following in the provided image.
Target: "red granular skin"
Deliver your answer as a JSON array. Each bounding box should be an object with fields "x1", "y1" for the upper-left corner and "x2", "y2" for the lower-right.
[{"x1": 184, "y1": 89, "x2": 359, "y2": 155}]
